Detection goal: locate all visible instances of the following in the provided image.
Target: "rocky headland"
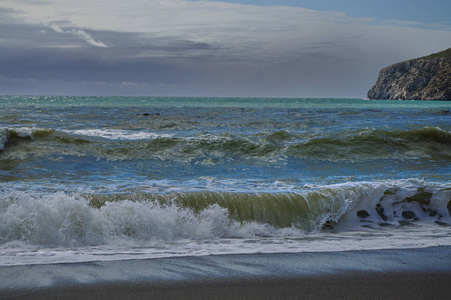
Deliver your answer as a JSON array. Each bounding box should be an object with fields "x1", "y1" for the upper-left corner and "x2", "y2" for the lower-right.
[{"x1": 368, "y1": 48, "x2": 451, "y2": 100}]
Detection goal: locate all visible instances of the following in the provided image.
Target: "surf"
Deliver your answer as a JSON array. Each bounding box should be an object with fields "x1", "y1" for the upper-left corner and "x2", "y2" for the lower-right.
[{"x1": 1, "y1": 180, "x2": 449, "y2": 248}]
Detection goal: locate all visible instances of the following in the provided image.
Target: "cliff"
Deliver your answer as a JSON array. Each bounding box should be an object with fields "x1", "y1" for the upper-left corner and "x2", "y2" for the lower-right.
[{"x1": 367, "y1": 48, "x2": 451, "y2": 100}]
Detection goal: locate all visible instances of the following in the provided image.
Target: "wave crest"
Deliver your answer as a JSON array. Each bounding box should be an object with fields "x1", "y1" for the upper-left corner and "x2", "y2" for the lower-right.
[
  {"x1": 1, "y1": 181, "x2": 449, "y2": 247},
  {"x1": 2, "y1": 126, "x2": 450, "y2": 162}
]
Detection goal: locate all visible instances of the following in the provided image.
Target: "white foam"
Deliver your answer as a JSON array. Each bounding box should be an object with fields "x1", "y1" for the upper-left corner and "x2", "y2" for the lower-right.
[
  {"x1": 1, "y1": 225, "x2": 451, "y2": 266},
  {"x1": 65, "y1": 129, "x2": 173, "y2": 140},
  {"x1": 335, "y1": 181, "x2": 451, "y2": 230},
  {"x1": 0, "y1": 191, "x2": 299, "y2": 249}
]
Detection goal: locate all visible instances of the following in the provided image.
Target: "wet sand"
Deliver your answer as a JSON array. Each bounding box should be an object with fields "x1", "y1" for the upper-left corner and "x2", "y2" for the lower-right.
[
  {"x1": 2, "y1": 247, "x2": 451, "y2": 299},
  {"x1": 4, "y1": 271, "x2": 451, "y2": 300}
]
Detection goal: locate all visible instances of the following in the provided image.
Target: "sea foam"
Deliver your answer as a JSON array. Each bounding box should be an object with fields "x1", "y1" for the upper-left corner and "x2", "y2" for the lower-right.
[{"x1": 64, "y1": 129, "x2": 173, "y2": 140}]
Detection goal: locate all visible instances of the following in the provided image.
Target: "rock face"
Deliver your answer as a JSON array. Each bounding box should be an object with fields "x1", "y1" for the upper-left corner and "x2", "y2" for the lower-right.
[{"x1": 368, "y1": 48, "x2": 451, "y2": 100}]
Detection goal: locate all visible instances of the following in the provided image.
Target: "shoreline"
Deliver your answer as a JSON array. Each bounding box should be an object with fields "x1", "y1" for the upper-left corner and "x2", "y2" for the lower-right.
[{"x1": 1, "y1": 246, "x2": 451, "y2": 299}]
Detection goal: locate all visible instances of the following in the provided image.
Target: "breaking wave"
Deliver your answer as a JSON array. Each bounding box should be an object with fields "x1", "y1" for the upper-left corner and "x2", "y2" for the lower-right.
[
  {"x1": 0, "y1": 127, "x2": 38, "y2": 151},
  {"x1": 1, "y1": 181, "x2": 450, "y2": 247}
]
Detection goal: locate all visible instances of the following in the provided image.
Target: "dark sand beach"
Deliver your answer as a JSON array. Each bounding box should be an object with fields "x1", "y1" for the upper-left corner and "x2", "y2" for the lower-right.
[
  {"x1": 4, "y1": 272, "x2": 451, "y2": 300},
  {"x1": 2, "y1": 247, "x2": 451, "y2": 299}
]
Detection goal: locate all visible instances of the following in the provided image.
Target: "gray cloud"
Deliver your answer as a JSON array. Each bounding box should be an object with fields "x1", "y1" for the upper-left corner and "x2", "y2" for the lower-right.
[{"x1": 0, "y1": 17, "x2": 220, "y2": 88}]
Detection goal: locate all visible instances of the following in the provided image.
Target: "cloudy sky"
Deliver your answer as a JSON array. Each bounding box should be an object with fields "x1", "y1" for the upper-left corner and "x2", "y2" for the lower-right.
[{"x1": 1, "y1": 0, "x2": 450, "y2": 98}]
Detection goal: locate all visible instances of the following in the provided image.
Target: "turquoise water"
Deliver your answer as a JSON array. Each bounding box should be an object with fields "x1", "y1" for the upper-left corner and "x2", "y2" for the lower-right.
[
  {"x1": 1, "y1": 95, "x2": 450, "y2": 108},
  {"x1": 1, "y1": 96, "x2": 450, "y2": 265}
]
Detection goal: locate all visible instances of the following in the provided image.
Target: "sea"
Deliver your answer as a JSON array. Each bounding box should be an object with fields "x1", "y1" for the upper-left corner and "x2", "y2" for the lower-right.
[{"x1": 1, "y1": 96, "x2": 450, "y2": 266}]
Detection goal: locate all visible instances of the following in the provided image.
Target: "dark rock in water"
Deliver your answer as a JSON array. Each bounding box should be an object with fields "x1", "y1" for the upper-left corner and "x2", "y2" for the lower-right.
[
  {"x1": 139, "y1": 113, "x2": 160, "y2": 116},
  {"x1": 357, "y1": 210, "x2": 370, "y2": 218},
  {"x1": 383, "y1": 188, "x2": 397, "y2": 196},
  {"x1": 368, "y1": 48, "x2": 451, "y2": 100},
  {"x1": 398, "y1": 220, "x2": 415, "y2": 226},
  {"x1": 402, "y1": 211, "x2": 416, "y2": 219},
  {"x1": 360, "y1": 220, "x2": 373, "y2": 223},
  {"x1": 375, "y1": 203, "x2": 388, "y2": 221},
  {"x1": 322, "y1": 220, "x2": 334, "y2": 230},
  {"x1": 405, "y1": 188, "x2": 432, "y2": 206},
  {"x1": 434, "y1": 221, "x2": 450, "y2": 226},
  {"x1": 428, "y1": 209, "x2": 437, "y2": 217}
]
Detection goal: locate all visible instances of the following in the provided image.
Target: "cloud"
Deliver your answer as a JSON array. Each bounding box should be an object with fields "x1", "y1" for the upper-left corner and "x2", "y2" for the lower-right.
[{"x1": 48, "y1": 23, "x2": 108, "y2": 48}]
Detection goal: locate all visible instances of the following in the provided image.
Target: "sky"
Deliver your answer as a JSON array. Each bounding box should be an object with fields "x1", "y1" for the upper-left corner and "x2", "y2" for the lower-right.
[{"x1": 0, "y1": 0, "x2": 450, "y2": 98}]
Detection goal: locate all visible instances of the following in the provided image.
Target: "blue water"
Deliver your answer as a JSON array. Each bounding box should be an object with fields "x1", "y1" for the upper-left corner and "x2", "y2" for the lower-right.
[{"x1": 1, "y1": 96, "x2": 450, "y2": 265}]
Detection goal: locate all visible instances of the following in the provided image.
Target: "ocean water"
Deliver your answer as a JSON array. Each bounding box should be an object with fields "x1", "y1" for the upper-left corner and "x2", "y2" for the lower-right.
[{"x1": 1, "y1": 96, "x2": 450, "y2": 266}]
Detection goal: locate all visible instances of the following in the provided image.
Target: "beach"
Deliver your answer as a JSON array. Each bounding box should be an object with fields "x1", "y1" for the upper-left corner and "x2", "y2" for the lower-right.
[{"x1": 2, "y1": 246, "x2": 451, "y2": 299}]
